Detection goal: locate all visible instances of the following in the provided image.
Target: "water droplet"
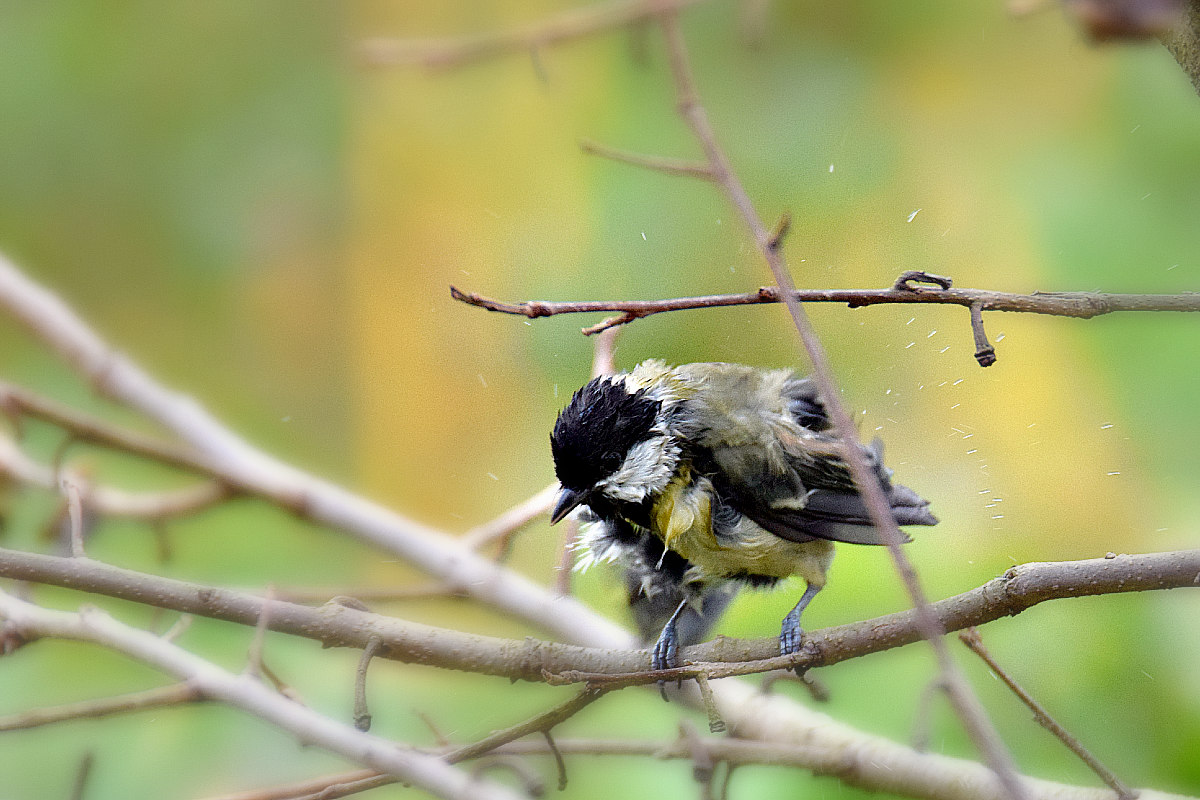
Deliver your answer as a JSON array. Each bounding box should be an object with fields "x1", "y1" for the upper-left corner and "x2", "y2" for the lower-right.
[{"x1": 907, "y1": 208, "x2": 922, "y2": 222}]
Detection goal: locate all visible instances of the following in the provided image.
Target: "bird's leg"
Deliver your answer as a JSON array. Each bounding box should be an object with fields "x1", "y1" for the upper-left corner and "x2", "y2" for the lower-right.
[
  {"x1": 651, "y1": 599, "x2": 689, "y2": 701},
  {"x1": 780, "y1": 582, "x2": 821, "y2": 676}
]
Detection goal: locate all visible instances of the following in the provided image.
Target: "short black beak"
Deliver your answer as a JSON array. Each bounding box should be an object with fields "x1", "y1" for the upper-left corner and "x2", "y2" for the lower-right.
[{"x1": 550, "y1": 487, "x2": 587, "y2": 525}]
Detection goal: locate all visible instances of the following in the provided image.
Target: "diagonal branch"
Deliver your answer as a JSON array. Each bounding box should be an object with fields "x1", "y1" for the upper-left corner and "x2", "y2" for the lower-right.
[
  {"x1": 0, "y1": 591, "x2": 524, "y2": 800},
  {"x1": 959, "y1": 629, "x2": 1138, "y2": 800},
  {"x1": 0, "y1": 683, "x2": 201, "y2": 732},
  {"x1": 0, "y1": 253, "x2": 631, "y2": 648},
  {"x1": 654, "y1": 11, "x2": 1027, "y2": 798}
]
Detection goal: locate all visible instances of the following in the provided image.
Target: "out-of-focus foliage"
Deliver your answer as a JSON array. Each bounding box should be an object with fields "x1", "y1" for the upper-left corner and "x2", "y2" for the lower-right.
[{"x1": 0, "y1": 2, "x2": 1198, "y2": 798}]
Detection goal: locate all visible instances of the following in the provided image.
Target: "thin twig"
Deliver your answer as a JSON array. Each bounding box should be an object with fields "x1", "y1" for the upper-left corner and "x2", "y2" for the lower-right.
[
  {"x1": 354, "y1": 637, "x2": 383, "y2": 732},
  {"x1": 580, "y1": 138, "x2": 716, "y2": 179},
  {"x1": 0, "y1": 382, "x2": 225, "y2": 480},
  {"x1": 0, "y1": 683, "x2": 201, "y2": 732},
  {"x1": 360, "y1": 0, "x2": 708, "y2": 70},
  {"x1": 959, "y1": 628, "x2": 1138, "y2": 800},
  {"x1": 694, "y1": 672, "x2": 725, "y2": 732},
  {"x1": 278, "y1": 687, "x2": 609, "y2": 798},
  {"x1": 542, "y1": 729, "x2": 569, "y2": 791},
  {"x1": 200, "y1": 770, "x2": 380, "y2": 800},
  {"x1": 970, "y1": 300, "x2": 997, "y2": 367},
  {"x1": 245, "y1": 586, "x2": 275, "y2": 680},
  {"x1": 654, "y1": 12, "x2": 1028, "y2": 798},
  {"x1": 0, "y1": 431, "x2": 231, "y2": 520},
  {"x1": 447, "y1": 686, "x2": 608, "y2": 763},
  {"x1": 62, "y1": 477, "x2": 87, "y2": 558},
  {"x1": 449, "y1": 281, "x2": 1200, "y2": 342},
  {"x1": 69, "y1": 751, "x2": 95, "y2": 800},
  {"x1": 460, "y1": 483, "x2": 558, "y2": 551}
]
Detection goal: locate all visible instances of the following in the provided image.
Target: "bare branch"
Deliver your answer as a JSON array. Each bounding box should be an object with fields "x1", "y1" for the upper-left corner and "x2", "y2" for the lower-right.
[
  {"x1": 203, "y1": 734, "x2": 1199, "y2": 800},
  {"x1": 450, "y1": 280, "x2": 1200, "y2": 346},
  {"x1": 353, "y1": 637, "x2": 382, "y2": 732},
  {"x1": 0, "y1": 591, "x2": 524, "y2": 800},
  {"x1": 205, "y1": 687, "x2": 608, "y2": 800},
  {"x1": 580, "y1": 138, "x2": 716, "y2": 180},
  {"x1": 460, "y1": 482, "x2": 557, "y2": 551},
  {"x1": 2, "y1": 545, "x2": 1196, "y2": 683},
  {"x1": 0, "y1": 434, "x2": 230, "y2": 520},
  {"x1": 0, "y1": 683, "x2": 201, "y2": 732},
  {"x1": 959, "y1": 628, "x2": 1138, "y2": 800},
  {"x1": 653, "y1": 11, "x2": 1027, "y2": 798},
  {"x1": 0, "y1": 253, "x2": 630, "y2": 647},
  {"x1": 62, "y1": 477, "x2": 87, "y2": 558},
  {"x1": 359, "y1": 0, "x2": 707, "y2": 70}
]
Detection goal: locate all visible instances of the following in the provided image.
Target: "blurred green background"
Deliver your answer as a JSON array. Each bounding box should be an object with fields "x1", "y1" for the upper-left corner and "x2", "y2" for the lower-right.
[{"x1": 1, "y1": 1, "x2": 1198, "y2": 798}]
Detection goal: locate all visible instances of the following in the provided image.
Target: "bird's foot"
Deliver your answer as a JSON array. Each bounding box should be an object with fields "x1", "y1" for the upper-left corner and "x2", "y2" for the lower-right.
[
  {"x1": 651, "y1": 619, "x2": 680, "y2": 701},
  {"x1": 780, "y1": 610, "x2": 806, "y2": 678}
]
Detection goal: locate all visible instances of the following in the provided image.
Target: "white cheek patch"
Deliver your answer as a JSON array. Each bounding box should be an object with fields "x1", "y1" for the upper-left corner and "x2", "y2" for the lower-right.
[{"x1": 599, "y1": 435, "x2": 679, "y2": 503}]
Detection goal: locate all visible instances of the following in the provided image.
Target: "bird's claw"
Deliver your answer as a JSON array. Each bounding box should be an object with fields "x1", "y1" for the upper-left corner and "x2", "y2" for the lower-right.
[
  {"x1": 780, "y1": 612, "x2": 805, "y2": 677},
  {"x1": 651, "y1": 621, "x2": 680, "y2": 701}
]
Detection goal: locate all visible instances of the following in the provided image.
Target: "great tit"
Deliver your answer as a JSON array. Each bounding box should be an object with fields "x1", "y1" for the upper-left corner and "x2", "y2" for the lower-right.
[{"x1": 549, "y1": 360, "x2": 938, "y2": 673}]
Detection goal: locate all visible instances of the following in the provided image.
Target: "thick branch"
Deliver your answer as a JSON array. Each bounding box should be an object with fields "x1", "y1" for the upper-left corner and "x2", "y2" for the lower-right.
[
  {"x1": 1162, "y1": 0, "x2": 1200, "y2": 93},
  {"x1": 0, "y1": 592, "x2": 523, "y2": 800},
  {"x1": 205, "y1": 734, "x2": 1198, "y2": 800},
  {"x1": 1, "y1": 546, "x2": 1195, "y2": 682}
]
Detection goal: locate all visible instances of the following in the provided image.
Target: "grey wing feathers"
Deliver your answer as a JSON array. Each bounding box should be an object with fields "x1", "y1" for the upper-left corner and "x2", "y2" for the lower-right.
[{"x1": 719, "y1": 416, "x2": 938, "y2": 547}]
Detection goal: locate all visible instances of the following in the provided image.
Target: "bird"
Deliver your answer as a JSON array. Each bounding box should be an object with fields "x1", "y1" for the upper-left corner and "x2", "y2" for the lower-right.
[{"x1": 548, "y1": 360, "x2": 938, "y2": 675}]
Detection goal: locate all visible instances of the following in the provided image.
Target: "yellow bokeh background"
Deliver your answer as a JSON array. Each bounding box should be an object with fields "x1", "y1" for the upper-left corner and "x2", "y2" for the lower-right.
[{"x1": 1, "y1": 2, "x2": 1198, "y2": 798}]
